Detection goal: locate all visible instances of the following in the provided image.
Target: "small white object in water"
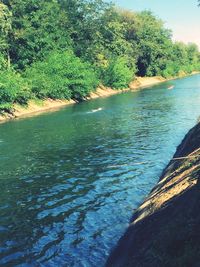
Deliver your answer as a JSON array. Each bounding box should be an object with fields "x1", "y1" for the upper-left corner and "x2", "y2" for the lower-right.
[
  {"x1": 167, "y1": 85, "x2": 174, "y2": 90},
  {"x1": 92, "y1": 107, "x2": 103, "y2": 112},
  {"x1": 87, "y1": 107, "x2": 103, "y2": 113}
]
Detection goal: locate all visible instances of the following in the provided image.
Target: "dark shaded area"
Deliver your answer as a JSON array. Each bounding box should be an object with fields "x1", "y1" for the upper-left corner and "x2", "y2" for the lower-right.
[{"x1": 162, "y1": 121, "x2": 200, "y2": 178}]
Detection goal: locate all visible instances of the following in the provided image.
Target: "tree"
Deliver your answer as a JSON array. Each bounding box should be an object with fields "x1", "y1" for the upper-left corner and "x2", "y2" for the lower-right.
[
  {"x1": 59, "y1": 0, "x2": 111, "y2": 60},
  {"x1": 2, "y1": 0, "x2": 71, "y2": 69},
  {"x1": 0, "y1": 3, "x2": 12, "y2": 69},
  {"x1": 25, "y1": 51, "x2": 98, "y2": 100},
  {"x1": 135, "y1": 11, "x2": 173, "y2": 76},
  {"x1": 0, "y1": 0, "x2": 199, "y2": 113},
  {"x1": 103, "y1": 56, "x2": 135, "y2": 89}
]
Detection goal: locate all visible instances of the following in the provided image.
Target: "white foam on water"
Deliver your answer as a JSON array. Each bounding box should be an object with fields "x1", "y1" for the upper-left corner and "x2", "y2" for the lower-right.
[{"x1": 87, "y1": 107, "x2": 103, "y2": 114}]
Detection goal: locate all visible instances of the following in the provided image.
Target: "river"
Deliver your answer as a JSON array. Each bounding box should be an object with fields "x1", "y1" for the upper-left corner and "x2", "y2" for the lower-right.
[{"x1": 0, "y1": 75, "x2": 200, "y2": 266}]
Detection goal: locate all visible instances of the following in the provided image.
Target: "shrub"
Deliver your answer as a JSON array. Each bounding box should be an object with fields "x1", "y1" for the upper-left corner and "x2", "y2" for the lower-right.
[
  {"x1": 0, "y1": 103, "x2": 13, "y2": 113},
  {"x1": 102, "y1": 57, "x2": 135, "y2": 89},
  {"x1": 0, "y1": 54, "x2": 7, "y2": 71},
  {"x1": 182, "y1": 65, "x2": 193, "y2": 74},
  {"x1": 25, "y1": 51, "x2": 99, "y2": 101},
  {"x1": 161, "y1": 61, "x2": 180, "y2": 78},
  {"x1": 0, "y1": 70, "x2": 31, "y2": 112}
]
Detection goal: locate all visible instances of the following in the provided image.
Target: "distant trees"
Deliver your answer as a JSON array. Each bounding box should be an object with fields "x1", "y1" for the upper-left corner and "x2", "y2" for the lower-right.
[
  {"x1": 0, "y1": 0, "x2": 199, "y2": 112},
  {"x1": 135, "y1": 11, "x2": 173, "y2": 76}
]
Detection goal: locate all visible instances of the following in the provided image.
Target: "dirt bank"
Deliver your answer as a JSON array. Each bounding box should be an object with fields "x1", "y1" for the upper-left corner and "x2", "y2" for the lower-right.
[
  {"x1": 0, "y1": 73, "x2": 198, "y2": 123},
  {"x1": 0, "y1": 76, "x2": 168, "y2": 123},
  {"x1": 106, "y1": 122, "x2": 200, "y2": 267}
]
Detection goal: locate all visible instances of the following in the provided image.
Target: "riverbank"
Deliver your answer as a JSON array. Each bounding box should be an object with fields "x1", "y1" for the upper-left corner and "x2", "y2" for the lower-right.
[
  {"x1": 106, "y1": 121, "x2": 200, "y2": 267},
  {"x1": 0, "y1": 73, "x2": 198, "y2": 123},
  {"x1": 0, "y1": 76, "x2": 164, "y2": 123}
]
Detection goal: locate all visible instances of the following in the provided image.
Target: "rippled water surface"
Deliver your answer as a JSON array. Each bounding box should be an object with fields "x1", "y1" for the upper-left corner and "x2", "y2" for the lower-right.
[{"x1": 1, "y1": 75, "x2": 200, "y2": 266}]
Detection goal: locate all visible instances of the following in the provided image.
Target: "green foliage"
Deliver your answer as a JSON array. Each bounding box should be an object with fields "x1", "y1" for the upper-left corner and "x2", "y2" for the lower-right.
[
  {"x1": 135, "y1": 11, "x2": 173, "y2": 76},
  {"x1": 0, "y1": 3, "x2": 12, "y2": 68},
  {"x1": 0, "y1": 53, "x2": 7, "y2": 71},
  {"x1": 103, "y1": 57, "x2": 135, "y2": 89},
  {"x1": 162, "y1": 62, "x2": 180, "y2": 78},
  {"x1": 4, "y1": 0, "x2": 71, "y2": 69},
  {"x1": 0, "y1": 102, "x2": 13, "y2": 113},
  {"x1": 0, "y1": 70, "x2": 31, "y2": 112},
  {"x1": 60, "y1": 0, "x2": 111, "y2": 60},
  {"x1": 161, "y1": 42, "x2": 200, "y2": 78},
  {"x1": 0, "y1": 0, "x2": 199, "y2": 113},
  {"x1": 25, "y1": 51, "x2": 99, "y2": 100}
]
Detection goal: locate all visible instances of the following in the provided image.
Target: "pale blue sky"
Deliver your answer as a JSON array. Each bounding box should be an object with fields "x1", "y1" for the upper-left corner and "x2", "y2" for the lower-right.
[{"x1": 111, "y1": 0, "x2": 200, "y2": 48}]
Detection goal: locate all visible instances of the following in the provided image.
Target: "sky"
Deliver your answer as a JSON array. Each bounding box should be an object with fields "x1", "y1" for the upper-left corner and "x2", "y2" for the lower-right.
[{"x1": 111, "y1": 0, "x2": 200, "y2": 48}]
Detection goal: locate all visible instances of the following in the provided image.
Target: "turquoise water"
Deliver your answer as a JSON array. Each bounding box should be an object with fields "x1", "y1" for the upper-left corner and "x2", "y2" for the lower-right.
[{"x1": 0, "y1": 75, "x2": 200, "y2": 266}]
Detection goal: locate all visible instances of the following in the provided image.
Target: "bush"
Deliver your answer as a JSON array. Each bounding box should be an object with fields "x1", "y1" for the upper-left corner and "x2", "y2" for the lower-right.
[
  {"x1": 102, "y1": 57, "x2": 135, "y2": 89},
  {"x1": 181, "y1": 65, "x2": 192, "y2": 74},
  {"x1": 0, "y1": 70, "x2": 31, "y2": 112},
  {"x1": 161, "y1": 61, "x2": 180, "y2": 78},
  {"x1": 25, "y1": 51, "x2": 99, "y2": 101},
  {"x1": 0, "y1": 54, "x2": 7, "y2": 71},
  {"x1": 162, "y1": 61, "x2": 200, "y2": 78}
]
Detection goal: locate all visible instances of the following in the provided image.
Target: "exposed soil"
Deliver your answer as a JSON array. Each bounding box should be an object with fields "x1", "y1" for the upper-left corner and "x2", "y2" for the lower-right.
[{"x1": 0, "y1": 76, "x2": 167, "y2": 123}]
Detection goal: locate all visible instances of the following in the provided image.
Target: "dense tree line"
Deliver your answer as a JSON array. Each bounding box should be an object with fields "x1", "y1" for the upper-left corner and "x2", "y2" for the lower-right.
[{"x1": 0, "y1": 0, "x2": 199, "y2": 112}]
